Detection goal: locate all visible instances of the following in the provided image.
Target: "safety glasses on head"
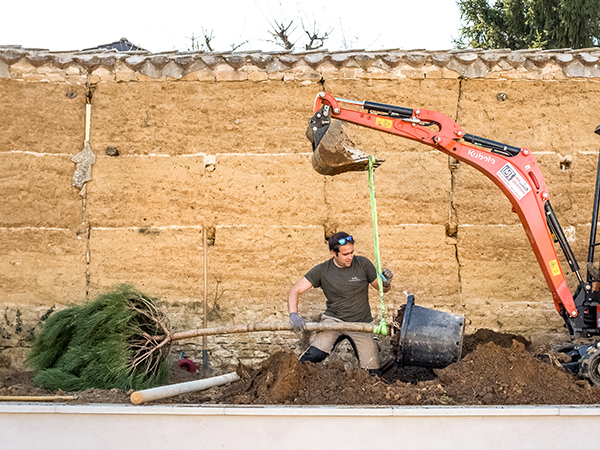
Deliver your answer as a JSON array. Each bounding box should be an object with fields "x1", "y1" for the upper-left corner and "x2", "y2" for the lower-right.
[{"x1": 337, "y1": 236, "x2": 354, "y2": 246}]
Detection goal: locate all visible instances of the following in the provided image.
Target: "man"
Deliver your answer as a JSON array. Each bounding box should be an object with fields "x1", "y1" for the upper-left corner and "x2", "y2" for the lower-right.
[{"x1": 287, "y1": 231, "x2": 393, "y2": 375}]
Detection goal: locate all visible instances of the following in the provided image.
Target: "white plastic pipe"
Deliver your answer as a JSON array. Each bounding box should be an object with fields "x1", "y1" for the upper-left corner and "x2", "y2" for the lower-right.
[{"x1": 130, "y1": 372, "x2": 240, "y2": 404}]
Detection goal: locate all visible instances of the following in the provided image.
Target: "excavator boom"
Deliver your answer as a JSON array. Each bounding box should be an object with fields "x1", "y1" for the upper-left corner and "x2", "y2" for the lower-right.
[{"x1": 308, "y1": 92, "x2": 600, "y2": 336}]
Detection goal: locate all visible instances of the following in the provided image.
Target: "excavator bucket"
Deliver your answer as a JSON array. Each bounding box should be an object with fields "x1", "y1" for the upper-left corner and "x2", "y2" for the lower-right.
[{"x1": 306, "y1": 105, "x2": 385, "y2": 176}]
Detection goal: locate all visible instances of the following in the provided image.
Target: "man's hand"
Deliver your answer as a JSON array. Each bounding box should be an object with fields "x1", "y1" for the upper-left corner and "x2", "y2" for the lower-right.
[
  {"x1": 381, "y1": 268, "x2": 394, "y2": 288},
  {"x1": 289, "y1": 312, "x2": 306, "y2": 331}
]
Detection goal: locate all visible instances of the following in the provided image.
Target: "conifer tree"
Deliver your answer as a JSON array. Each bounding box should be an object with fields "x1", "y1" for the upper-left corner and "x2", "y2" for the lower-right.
[{"x1": 455, "y1": 0, "x2": 600, "y2": 49}]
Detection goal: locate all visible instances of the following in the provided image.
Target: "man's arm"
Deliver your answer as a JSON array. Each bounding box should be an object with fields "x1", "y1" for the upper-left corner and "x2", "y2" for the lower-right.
[
  {"x1": 288, "y1": 277, "x2": 313, "y2": 313},
  {"x1": 370, "y1": 279, "x2": 391, "y2": 293},
  {"x1": 288, "y1": 277, "x2": 313, "y2": 331},
  {"x1": 370, "y1": 267, "x2": 393, "y2": 293}
]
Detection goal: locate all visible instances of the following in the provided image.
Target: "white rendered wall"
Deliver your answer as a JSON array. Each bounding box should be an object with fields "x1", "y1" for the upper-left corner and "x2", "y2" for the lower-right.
[{"x1": 1, "y1": 404, "x2": 599, "y2": 449}]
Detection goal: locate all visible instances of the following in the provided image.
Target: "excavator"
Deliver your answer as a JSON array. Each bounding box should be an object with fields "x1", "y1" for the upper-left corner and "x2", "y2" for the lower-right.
[{"x1": 306, "y1": 91, "x2": 600, "y2": 385}]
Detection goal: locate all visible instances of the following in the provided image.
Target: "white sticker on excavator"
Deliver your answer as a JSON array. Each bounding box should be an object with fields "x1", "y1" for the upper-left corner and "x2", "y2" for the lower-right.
[{"x1": 497, "y1": 163, "x2": 531, "y2": 200}]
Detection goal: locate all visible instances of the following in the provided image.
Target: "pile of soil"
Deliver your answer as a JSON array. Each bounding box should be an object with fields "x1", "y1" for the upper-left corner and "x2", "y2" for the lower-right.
[
  {"x1": 1, "y1": 330, "x2": 599, "y2": 406},
  {"x1": 220, "y1": 351, "x2": 446, "y2": 405},
  {"x1": 220, "y1": 339, "x2": 599, "y2": 406}
]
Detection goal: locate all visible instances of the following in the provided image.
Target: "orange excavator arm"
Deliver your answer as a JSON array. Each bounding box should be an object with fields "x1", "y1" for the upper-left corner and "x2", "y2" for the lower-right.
[{"x1": 309, "y1": 92, "x2": 586, "y2": 325}]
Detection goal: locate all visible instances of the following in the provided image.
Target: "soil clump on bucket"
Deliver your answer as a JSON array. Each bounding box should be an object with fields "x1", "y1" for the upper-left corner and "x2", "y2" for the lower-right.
[{"x1": 1, "y1": 329, "x2": 599, "y2": 405}]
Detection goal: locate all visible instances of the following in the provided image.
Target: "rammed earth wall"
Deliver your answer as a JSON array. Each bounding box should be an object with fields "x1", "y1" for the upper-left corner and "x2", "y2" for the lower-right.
[{"x1": 2, "y1": 46, "x2": 600, "y2": 369}]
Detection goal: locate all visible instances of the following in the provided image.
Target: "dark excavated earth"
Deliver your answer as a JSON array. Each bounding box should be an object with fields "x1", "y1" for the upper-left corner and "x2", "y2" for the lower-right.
[{"x1": 1, "y1": 329, "x2": 599, "y2": 406}]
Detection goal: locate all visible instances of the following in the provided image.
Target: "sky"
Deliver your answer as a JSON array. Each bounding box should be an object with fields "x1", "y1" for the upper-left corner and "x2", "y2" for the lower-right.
[{"x1": 1, "y1": 0, "x2": 462, "y2": 53}]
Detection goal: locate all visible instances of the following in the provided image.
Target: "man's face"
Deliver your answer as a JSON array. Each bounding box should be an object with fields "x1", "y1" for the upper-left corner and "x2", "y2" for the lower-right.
[{"x1": 331, "y1": 243, "x2": 354, "y2": 268}]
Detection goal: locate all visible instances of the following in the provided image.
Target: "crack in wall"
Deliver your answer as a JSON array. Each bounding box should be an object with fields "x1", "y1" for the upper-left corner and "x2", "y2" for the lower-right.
[
  {"x1": 322, "y1": 176, "x2": 336, "y2": 242},
  {"x1": 83, "y1": 190, "x2": 91, "y2": 301},
  {"x1": 320, "y1": 79, "x2": 336, "y2": 243},
  {"x1": 449, "y1": 79, "x2": 465, "y2": 304}
]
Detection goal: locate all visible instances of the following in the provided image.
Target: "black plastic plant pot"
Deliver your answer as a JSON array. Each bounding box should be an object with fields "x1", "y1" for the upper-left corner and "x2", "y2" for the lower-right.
[{"x1": 398, "y1": 295, "x2": 465, "y2": 368}]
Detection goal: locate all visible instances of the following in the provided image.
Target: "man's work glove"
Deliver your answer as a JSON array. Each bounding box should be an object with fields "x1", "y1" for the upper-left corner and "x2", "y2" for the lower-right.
[
  {"x1": 289, "y1": 312, "x2": 306, "y2": 332},
  {"x1": 381, "y1": 268, "x2": 394, "y2": 288}
]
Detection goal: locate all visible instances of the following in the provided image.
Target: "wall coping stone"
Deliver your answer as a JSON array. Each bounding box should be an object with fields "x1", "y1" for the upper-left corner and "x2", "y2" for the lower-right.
[{"x1": 3, "y1": 47, "x2": 600, "y2": 83}]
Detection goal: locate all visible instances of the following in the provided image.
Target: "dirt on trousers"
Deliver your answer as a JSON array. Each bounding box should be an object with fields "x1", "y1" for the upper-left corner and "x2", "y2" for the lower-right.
[{"x1": 1, "y1": 329, "x2": 600, "y2": 406}]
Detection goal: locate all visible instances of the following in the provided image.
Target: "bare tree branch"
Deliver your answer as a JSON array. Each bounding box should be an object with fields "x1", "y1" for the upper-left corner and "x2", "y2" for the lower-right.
[
  {"x1": 202, "y1": 27, "x2": 215, "y2": 52},
  {"x1": 269, "y1": 19, "x2": 297, "y2": 50},
  {"x1": 185, "y1": 32, "x2": 201, "y2": 51},
  {"x1": 231, "y1": 40, "x2": 249, "y2": 52},
  {"x1": 303, "y1": 20, "x2": 332, "y2": 50},
  {"x1": 339, "y1": 19, "x2": 353, "y2": 50}
]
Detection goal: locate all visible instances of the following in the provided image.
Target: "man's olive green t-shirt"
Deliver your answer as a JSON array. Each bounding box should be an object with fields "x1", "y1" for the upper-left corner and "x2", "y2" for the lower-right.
[{"x1": 304, "y1": 255, "x2": 377, "y2": 323}]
